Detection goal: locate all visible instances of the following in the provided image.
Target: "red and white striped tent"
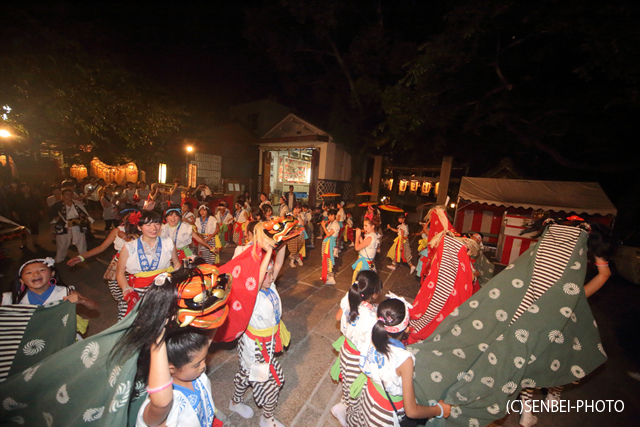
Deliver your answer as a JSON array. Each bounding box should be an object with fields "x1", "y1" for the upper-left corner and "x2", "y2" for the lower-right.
[{"x1": 453, "y1": 178, "x2": 617, "y2": 264}]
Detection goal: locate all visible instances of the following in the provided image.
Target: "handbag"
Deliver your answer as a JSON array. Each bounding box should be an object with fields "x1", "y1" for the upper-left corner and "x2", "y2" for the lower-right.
[{"x1": 380, "y1": 380, "x2": 418, "y2": 427}]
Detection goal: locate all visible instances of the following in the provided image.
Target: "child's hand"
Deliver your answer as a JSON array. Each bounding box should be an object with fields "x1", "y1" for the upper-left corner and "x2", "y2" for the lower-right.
[
  {"x1": 387, "y1": 224, "x2": 391, "y2": 229},
  {"x1": 67, "y1": 256, "x2": 83, "y2": 267},
  {"x1": 439, "y1": 401, "x2": 452, "y2": 418},
  {"x1": 64, "y1": 291, "x2": 81, "y2": 304}
]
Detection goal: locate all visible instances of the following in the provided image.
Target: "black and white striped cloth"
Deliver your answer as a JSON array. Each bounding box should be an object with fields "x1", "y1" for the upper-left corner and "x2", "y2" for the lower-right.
[
  {"x1": 339, "y1": 344, "x2": 361, "y2": 407},
  {"x1": 232, "y1": 336, "x2": 283, "y2": 418},
  {"x1": 346, "y1": 382, "x2": 403, "y2": 427},
  {"x1": 107, "y1": 280, "x2": 128, "y2": 321},
  {"x1": 411, "y1": 235, "x2": 463, "y2": 332},
  {"x1": 0, "y1": 305, "x2": 36, "y2": 382},
  {"x1": 510, "y1": 225, "x2": 581, "y2": 325}
]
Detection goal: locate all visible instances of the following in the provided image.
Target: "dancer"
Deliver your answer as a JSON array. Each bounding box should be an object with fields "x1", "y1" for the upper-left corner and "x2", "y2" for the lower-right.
[
  {"x1": 2, "y1": 257, "x2": 97, "y2": 310},
  {"x1": 301, "y1": 204, "x2": 314, "y2": 248},
  {"x1": 162, "y1": 208, "x2": 215, "y2": 261},
  {"x1": 101, "y1": 186, "x2": 119, "y2": 231},
  {"x1": 344, "y1": 212, "x2": 355, "y2": 247},
  {"x1": 410, "y1": 221, "x2": 610, "y2": 427},
  {"x1": 263, "y1": 204, "x2": 274, "y2": 221},
  {"x1": 215, "y1": 202, "x2": 233, "y2": 247},
  {"x1": 116, "y1": 210, "x2": 181, "y2": 313},
  {"x1": 386, "y1": 213, "x2": 415, "y2": 274},
  {"x1": 321, "y1": 209, "x2": 340, "y2": 285},
  {"x1": 331, "y1": 270, "x2": 382, "y2": 426},
  {"x1": 233, "y1": 221, "x2": 257, "y2": 259},
  {"x1": 233, "y1": 199, "x2": 250, "y2": 245},
  {"x1": 351, "y1": 218, "x2": 380, "y2": 283},
  {"x1": 230, "y1": 247, "x2": 290, "y2": 427},
  {"x1": 49, "y1": 188, "x2": 94, "y2": 263},
  {"x1": 181, "y1": 201, "x2": 196, "y2": 226},
  {"x1": 346, "y1": 297, "x2": 451, "y2": 426},
  {"x1": 336, "y1": 202, "x2": 346, "y2": 250},
  {"x1": 287, "y1": 205, "x2": 306, "y2": 268},
  {"x1": 67, "y1": 211, "x2": 140, "y2": 320},
  {"x1": 195, "y1": 204, "x2": 221, "y2": 265}
]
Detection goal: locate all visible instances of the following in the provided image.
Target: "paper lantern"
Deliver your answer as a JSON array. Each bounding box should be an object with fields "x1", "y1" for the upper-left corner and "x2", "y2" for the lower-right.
[
  {"x1": 399, "y1": 179, "x2": 408, "y2": 193},
  {"x1": 435, "y1": 182, "x2": 440, "y2": 196},
  {"x1": 421, "y1": 181, "x2": 431, "y2": 195}
]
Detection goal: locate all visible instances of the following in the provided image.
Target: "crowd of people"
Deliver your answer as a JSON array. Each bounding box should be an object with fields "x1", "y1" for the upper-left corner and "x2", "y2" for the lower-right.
[{"x1": 0, "y1": 175, "x2": 621, "y2": 427}]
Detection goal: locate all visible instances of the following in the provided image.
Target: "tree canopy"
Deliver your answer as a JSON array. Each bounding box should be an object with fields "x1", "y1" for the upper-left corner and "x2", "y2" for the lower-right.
[{"x1": 0, "y1": 5, "x2": 186, "y2": 167}]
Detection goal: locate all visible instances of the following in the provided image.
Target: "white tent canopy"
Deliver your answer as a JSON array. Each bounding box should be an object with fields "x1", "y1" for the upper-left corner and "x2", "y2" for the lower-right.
[{"x1": 458, "y1": 178, "x2": 617, "y2": 216}]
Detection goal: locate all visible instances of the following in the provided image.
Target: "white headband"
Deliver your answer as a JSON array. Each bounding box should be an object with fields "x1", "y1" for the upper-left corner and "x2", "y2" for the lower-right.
[
  {"x1": 19, "y1": 257, "x2": 55, "y2": 276},
  {"x1": 380, "y1": 292, "x2": 414, "y2": 334}
]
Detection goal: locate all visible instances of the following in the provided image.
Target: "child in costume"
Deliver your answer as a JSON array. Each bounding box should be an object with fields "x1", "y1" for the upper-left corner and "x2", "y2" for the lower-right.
[
  {"x1": 287, "y1": 205, "x2": 306, "y2": 268},
  {"x1": 344, "y1": 212, "x2": 355, "y2": 247},
  {"x1": 233, "y1": 199, "x2": 250, "y2": 246},
  {"x1": 181, "y1": 202, "x2": 196, "y2": 226},
  {"x1": 162, "y1": 208, "x2": 214, "y2": 262},
  {"x1": 321, "y1": 209, "x2": 340, "y2": 285},
  {"x1": 136, "y1": 328, "x2": 222, "y2": 427},
  {"x1": 230, "y1": 246, "x2": 290, "y2": 427},
  {"x1": 67, "y1": 210, "x2": 140, "y2": 320},
  {"x1": 351, "y1": 218, "x2": 380, "y2": 283},
  {"x1": 336, "y1": 202, "x2": 346, "y2": 250},
  {"x1": 386, "y1": 213, "x2": 416, "y2": 274},
  {"x1": 117, "y1": 210, "x2": 181, "y2": 312},
  {"x1": 346, "y1": 297, "x2": 451, "y2": 426},
  {"x1": 331, "y1": 270, "x2": 382, "y2": 427},
  {"x1": 3, "y1": 257, "x2": 97, "y2": 310},
  {"x1": 302, "y1": 204, "x2": 314, "y2": 248},
  {"x1": 262, "y1": 204, "x2": 274, "y2": 221},
  {"x1": 215, "y1": 202, "x2": 234, "y2": 246},
  {"x1": 233, "y1": 221, "x2": 257, "y2": 259},
  {"x1": 195, "y1": 204, "x2": 221, "y2": 265}
]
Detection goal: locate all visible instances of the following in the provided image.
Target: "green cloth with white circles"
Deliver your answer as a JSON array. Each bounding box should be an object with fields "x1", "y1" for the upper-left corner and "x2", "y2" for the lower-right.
[
  {"x1": 0, "y1": 307, "x2": 142, "y2": 426},
  {"x1": 411, "y1": 227, "x2": 606, "y2": 427}
]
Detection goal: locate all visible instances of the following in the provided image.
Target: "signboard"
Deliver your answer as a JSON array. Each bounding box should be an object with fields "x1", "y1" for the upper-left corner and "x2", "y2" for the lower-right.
[{"x1": 282, "y1": 157, "x2": 310, "y2": 184}]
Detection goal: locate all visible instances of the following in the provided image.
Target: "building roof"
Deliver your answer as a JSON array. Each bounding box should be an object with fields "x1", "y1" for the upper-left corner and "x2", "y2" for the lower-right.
[{"x1": 458, "y1": 177, "x2": 617, "y2": 216}]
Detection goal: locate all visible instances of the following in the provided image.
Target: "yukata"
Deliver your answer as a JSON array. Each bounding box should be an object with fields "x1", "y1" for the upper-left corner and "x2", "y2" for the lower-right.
[
  {"x1": 410, "y1": 225, "x2": 608, "y2": 427},
  {"x1": 336, "y1": 208, "x2": 346, "y2": 246},
  {"x1": 195, "y1": 216, "x2": 221, "y2": 265},
  {"x1": 287, "y1": 215, "x2": 306, "y2": 263},
  {"x1": 161, "y1": 222, "x2": 193, "y2": 262},
  {"x1": 386, "y1": 224, "x2": 412, "y2": 264},
  {"x1": 322, "y1": 220, "x2": 340, "y2": 282},
  {"x1": 351, "y1": 232, "x2": 379, "y2": 283},
  {"x1": 415, "y1": 237, "x2": 429, "y2": 278},
  {"x1": 302, "y1": 210, "x2": 314, "y2": 243},
  {"x1": 104, "y1": 226, "x2": 129, "y2": 320},
  {"x1": 215, "y1": 210, "x2": 233, "y2": 246},
  {"x1": 346, "y1": 340, "x2": 414, "y2": 427},
  {"x1": 124, "y1": 237, "x2": 174, "y2": 305},
  {"x1": 331, "y1": 295, "x2": 378, "y2": 408},
  {"x1": 50, "y1": 201, "x2": 93, "y2": 263},
  {"x1": 233, "y1": 209, "x2": 249, "y2": 246},
  {"x1": 233, "y1": 283, "x2": 290, "y2": 420},
  {"x1": 136, "y1": 372, "x2": 219, "y2": 427},
  {"x1": 344, "y1": 217, "x2": 355, "y2": 245}
]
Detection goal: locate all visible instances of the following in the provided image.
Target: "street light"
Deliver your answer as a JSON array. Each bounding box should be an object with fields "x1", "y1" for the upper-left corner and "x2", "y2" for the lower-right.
[
  {"x1": 0, "y1": 130, "x2": 12, "y2": 138},
  {"x1": 185, "y1": 145, "x2": 195, "y2": 184}
]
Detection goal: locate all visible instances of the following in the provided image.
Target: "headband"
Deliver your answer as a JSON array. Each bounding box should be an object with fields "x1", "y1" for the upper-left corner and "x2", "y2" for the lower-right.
[
  {"x1": 120, "y1": 208, "x2": 140, "y2": 215},
  {"x1": 19, "y1": 257, "x2": 55, "y2": 277},
  {"x1": 165, "y1": 208, "x2": 182, "y2": 217},
  {"x1": 198, "y1": 204, "x2": 211, "y2": 212},
  {"x1": 379, "y1": 292, "x2": 414, "y2": 334}
]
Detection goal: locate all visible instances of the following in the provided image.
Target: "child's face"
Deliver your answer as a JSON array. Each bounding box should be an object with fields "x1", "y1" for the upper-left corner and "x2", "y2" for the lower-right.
[
  {"x1": 328, "y1": 214, "x2": 336, "y2": 221},
  {"x1": 199, "y1": 208, "x2": 208, "y2": 217},
  {"x1": 363, "y1": 221, "x2": 375, "y2": 234},
  {"x1": 262, "y1": 268, "x2": 274, "y2": 289},
  {"x1": 139, "y1": 222, "x2": 161, "y2": 238},
  {"x1": 398, "y1": 216, "x2": 405, "y2": 224},
  {"x1": 20, "y1": 263, "x2": 54, "y2": 293},
  {"x1": 302, "y1": 207, "x2": 308, "y2": 212},
  {"x1": 171, "y1": 346, "x2": 208, "y2": 383},
  {"x1": 166, "y1": 213, "x2": 180, "y2": 226}
]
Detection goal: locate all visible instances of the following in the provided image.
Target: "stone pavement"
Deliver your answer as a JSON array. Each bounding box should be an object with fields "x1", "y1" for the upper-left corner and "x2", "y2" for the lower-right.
[{"x1": 2, "y1": 220, "x2": 639, "y2": 427}]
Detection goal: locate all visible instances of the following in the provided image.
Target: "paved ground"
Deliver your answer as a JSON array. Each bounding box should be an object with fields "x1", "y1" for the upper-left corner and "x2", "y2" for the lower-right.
[{"x1": 1, "y1": 220, "x2": 639, "y2": 427}]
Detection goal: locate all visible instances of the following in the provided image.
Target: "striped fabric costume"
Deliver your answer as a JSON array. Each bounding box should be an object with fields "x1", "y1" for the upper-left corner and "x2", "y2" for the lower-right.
[
  {"x1": 411, "y1": 225, "x2": 607, "y2": 427},
  {"x1": 408, "y1": 232, "x2": 474, "y2": 344},
  {"x1": 351, "y1": 232, "x2": 379, "y2": 283},
  {"x1": 331, "y1": 295, "x2": 378, "y2": 408},
  {"x1": 386, "y1": 223, "x2": 412, "y2": 264},
  {"x1": 346, "y1": 340, "x2": 414, "y2": 427},
  {"x1": 232, "y1": 283, "x2": 290, "y2": 420}
]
